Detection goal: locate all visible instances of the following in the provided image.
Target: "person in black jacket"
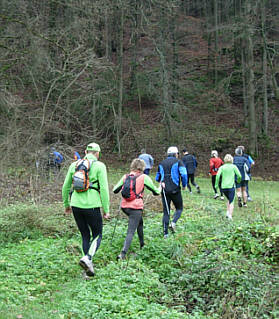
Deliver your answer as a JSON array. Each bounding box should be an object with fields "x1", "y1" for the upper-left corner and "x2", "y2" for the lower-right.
[
  {"x1": 156, "y1": 146, "x2": 188, "y2": 238},
  {"x1": 182, "y1": 149, "x2": 200, "y2": 194}
]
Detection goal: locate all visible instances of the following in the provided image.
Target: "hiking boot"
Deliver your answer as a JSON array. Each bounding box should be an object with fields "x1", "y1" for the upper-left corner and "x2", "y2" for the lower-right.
[
  {"x1": 220, "y1": 196, "x2": 224, "y2": 200},
  {"x1": 238, "y1": 197, "x2": 242, "y2": 208},
  {"x1": 79, "y1": 255, "x2": 94, "y2": 277},
  {"x1": 214, "y1": 194, "x2": 219, "y2": 199},
  {"x1": 117, "y1": 251, "x2": 126, "y2": 261},
  {"x1": 82, "y1": 270, "x2": 92, "y2": 280},
  {"x1": 169, "y1": 222, "x2": 176, "y2": 233},
  {"x1": 197, "y1": 186, "x2": 201, "y2": 194}
]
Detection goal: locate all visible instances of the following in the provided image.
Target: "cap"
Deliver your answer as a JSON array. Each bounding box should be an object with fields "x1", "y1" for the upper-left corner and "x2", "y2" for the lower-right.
[
  {"x1": 86, "y1": 142, "x2": 101, "y2": 152},
  {"x1": 167, "y1": 146, "x2": 179, "y2": 154}
]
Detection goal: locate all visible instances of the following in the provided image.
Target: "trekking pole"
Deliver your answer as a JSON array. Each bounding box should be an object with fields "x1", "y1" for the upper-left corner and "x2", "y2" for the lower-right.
[
  {"x1": 111, "y1": 200, "x2": 122, "y2": 244},
  {"x1": 162, "y1": 187, "x2": 175, "y2": 236},
  {"x1": 162, "y1": 188, "x2": 170, "y2": 217}
]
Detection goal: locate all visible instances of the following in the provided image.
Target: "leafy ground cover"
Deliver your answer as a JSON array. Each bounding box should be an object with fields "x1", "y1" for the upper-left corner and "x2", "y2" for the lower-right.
[{"x1": 0, "y1": 172, "x2": 279, "y2": 319}]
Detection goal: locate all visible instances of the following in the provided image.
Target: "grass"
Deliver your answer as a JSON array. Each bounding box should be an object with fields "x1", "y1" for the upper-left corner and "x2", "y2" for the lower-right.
[{"x1": 0, "y1": 172, "x2": 279, "y2": 319}]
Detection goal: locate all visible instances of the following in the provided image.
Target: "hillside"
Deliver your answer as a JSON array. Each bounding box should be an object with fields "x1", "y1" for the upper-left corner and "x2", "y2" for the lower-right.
[{"x1": 1, "y1": 3, "x2": 279, "y2": 180}]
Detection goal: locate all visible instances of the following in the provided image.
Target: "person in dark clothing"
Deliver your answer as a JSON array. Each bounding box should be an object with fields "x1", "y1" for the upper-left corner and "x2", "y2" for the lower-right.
[
  {"x1": 233, "y1": 147, "x2": 251, "y2": 208},
  {"x1": 237, "y1": 145, "x2": 255, "y2": 201},
  {"x1": 182, "y1": 149, "x2": 200, "y2": 194},
  {"x1": 156, "y1": 146, "x2": 187, "y2": 238}
]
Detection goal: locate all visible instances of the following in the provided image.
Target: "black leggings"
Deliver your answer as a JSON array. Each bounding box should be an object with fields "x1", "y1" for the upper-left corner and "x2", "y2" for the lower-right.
[
  {"x1": 211, "y1": 175, "x2": 223, "y2": 196},
  {"x1": 187, "y1": 173, "x2": 197, "y2": 192},
  {"x1": 121, "y1": 208, "x2": 144, "y2": 254},
  {"x1": 72, "y1": 206, "x2": 103, "y2": 258},
  {"x1": 161, "y1": 191, "x2": 183, "y2": 235}
]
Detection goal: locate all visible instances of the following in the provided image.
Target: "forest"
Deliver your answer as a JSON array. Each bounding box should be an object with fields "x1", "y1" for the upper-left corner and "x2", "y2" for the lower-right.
[
  {"x1": 0, "y1": 0, "x2": 279, "y2": 173},
  {"x1": 0, "y1": 1, "x2": 279, "y2": 319}
]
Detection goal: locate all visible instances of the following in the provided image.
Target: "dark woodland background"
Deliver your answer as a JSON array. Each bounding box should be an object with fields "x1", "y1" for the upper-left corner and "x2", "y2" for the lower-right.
[{"x1": 1, "y1": 0, "x2": 279, "y2": 178}]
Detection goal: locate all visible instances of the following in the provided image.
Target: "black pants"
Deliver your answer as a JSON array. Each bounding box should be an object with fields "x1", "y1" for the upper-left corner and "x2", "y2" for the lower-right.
[
  {"x1": 187, "y1": 173, "x2": 198, "y2": 192},
  {"x1": 72, "y1": 206, "x2": 103, "y2": 258},
  {"x1": 211, "y1": 175, "x2": 223, "y2": 196},
  {"x1": 121, "y1": 208, "x2": 144, "y2": 254},
  {"x1": 161, "y1": 191, "x2": 183, "y2": 235}
]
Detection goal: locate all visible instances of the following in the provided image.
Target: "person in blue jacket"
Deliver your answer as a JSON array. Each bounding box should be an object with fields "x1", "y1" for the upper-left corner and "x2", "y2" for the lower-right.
[
  {"x1": 233, "y1": 147, "x2": 251, "y2": 208},
  {"x1": 237, "y1": 145, "x2": 255, "y2": 201},
  {"x1": 182, "y1": 149, "x2": 200, "y2": 194},
  {"x1": 49, "y1": 147, "x2": 64, "y2": 171},
  {"x1": 74, "y1": 151, "x2": 81, "y2": 161},
  {"x1": 156, "y1": 146, "x2": 187, "y2": 238},
  {"x1": 138, "y1": 149, "x2": 154, "y2": 175}
]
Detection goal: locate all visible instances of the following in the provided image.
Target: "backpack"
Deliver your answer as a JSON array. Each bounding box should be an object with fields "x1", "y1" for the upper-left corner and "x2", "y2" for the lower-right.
[
  {"x1": 121, "y1": 174, "x2": 143, "y2": 201},
  {"x1": 72, "y1": 159, "x2": 99, "y2": 193}
]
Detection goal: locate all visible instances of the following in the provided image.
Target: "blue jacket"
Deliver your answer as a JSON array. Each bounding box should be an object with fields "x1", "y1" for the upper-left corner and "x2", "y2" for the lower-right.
[
  {"x1": 233, "y1": 156, "x2": 250, "y2": 181},
  {"x1": 53, "y1": 151, "x2": 64, "y2": 164},
  {"x1": 138, "y1": 153, "x2": 154, "y2": 169},
  {"x1": 243, "y1": 153, "x2": 254, "y2": 177},
  {"x1": 156, "y1": 155, "x2": 187, "y2": 194}
]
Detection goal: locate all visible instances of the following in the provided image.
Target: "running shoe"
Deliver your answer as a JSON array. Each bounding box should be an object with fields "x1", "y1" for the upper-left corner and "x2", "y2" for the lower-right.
[
  {"x1": 238, "y1": 197, "x2": 242, "y2": 208},
  {"x1": 79, "y1": 255, "x2": 94, "y2": 276},
  {"x1": 247, "y1": 197, "x2": 252, "y2": 202},
  {"x1": 197, "y1": 186, "x2": 201, "y2": 194},
  {"x1": 214, "y1": 194, "x2": 219, "y2": 199},
  {"x1": 243, "y1": 203, "x2": 248, "y2": 208},
  {"x1": 226, "y1": 211, "x2": 232, "y2": 220},
  {"x1": 82, "y1": 270, "x2": 92, "y2": 280},
  {"x1": 164, "y1": 234, "x2": 169, "y2": 239},
  {"x1": 117, "y1": 251, "x2": 126, "y2": 260},
  {"x1": 169, "y1": 222, "x2": 176, "y2": 233},
  {"x1": 220, "y1": 196, "x2": 224, "y2": 200}
]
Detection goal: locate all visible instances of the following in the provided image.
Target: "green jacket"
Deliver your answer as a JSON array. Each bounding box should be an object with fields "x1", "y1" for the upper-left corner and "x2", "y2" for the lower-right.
[
  {"x1": 62, "y1": 153, "x2": 110, "y2": 213},
  {"x1": 215, "y1": 163, "x2": 241, "y2": 190}
]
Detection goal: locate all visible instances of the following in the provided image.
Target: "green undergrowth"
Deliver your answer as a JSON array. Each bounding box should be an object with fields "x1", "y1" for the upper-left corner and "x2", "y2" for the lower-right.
[{"x1": 0, "y1": 176, "x2": 279, "y2": 318}]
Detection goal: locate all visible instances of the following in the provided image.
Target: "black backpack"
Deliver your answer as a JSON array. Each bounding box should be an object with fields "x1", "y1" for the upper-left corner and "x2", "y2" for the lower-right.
[{"x1": 121, "y1": 174, "x2": 143, "y2": 201}]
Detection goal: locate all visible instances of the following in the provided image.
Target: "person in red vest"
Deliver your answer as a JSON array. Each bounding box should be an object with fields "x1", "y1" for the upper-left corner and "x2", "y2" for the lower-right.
[{"x1": 209, "y1": 150, "x2": 224, "y2": 199}]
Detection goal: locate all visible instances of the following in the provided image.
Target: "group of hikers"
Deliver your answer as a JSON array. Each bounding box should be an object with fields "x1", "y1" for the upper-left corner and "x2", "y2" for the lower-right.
[{"x1": 61, "y1": 142, "x2": 254, "y2": 279}]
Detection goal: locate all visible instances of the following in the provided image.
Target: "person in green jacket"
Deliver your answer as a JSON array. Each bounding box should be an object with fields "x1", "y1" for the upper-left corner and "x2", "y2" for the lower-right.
[
  {"x1": 62, "y1": 142, "x2": 110, "y2": 278},
  {"x1": 215, "y1": 154, "x2": 241, "y2": 220}
]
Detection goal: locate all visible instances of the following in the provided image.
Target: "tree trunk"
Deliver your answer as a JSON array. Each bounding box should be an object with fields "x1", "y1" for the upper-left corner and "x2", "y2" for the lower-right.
[
  {"x1": 261, "y1": 0, "x2": 268, "y2": 135},
  {"x1": 116, "y1": 2, "x2": 124, "y2": 155},
  {"x1": 245, "y1": 1, "x2": 257, "y2": 154}
]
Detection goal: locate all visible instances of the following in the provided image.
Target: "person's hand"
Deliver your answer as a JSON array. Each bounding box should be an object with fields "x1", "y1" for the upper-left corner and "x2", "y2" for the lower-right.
[
  {"x1": 104, "y1": 213, "x2": 110, "y2": 220},
  {"x1": 161, "y1": 182, "x2": 165, "y2": 189},
  {"x1": 65, "y1": 207, "x2": 72, "y2": 215}
]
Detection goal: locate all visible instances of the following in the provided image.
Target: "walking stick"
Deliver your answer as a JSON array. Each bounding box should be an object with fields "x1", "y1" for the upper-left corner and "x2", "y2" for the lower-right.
[
  {"x1": 162, "y1": 187, "x2": 170, "y2": 217},
  {"x1": 111, "y1": 200, "x2": 122, "y2": 244}
]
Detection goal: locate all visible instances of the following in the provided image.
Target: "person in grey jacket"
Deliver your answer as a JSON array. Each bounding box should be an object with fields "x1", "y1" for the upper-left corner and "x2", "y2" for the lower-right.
[{"x1": 138, "y1": 149, "x2": 154, "y2": 175}]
